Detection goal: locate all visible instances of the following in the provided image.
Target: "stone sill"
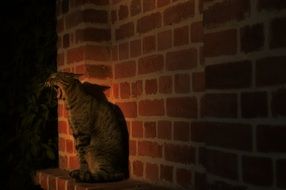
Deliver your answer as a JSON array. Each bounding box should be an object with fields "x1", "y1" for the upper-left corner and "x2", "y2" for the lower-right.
[{"x1": 35, "y1": 169, "x2": 174, "y2": 190}]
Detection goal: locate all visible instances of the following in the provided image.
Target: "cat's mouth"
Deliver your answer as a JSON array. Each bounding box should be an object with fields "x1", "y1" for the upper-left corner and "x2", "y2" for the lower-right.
[{"x1": 45, "y1": 80, "x2": 64, "y2": 99}]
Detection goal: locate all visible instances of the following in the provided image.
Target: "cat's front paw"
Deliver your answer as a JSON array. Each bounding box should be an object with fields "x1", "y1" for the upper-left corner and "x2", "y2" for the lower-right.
[
  {"x1": 69, "y1": 169, "x2": 80, "y2": 179},
  {"x1": 69, "y1": 169, "x2": 93, "y2": 182}
]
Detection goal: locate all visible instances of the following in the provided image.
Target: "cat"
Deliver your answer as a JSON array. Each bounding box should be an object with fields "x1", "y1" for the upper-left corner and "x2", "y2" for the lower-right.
[{"x1": 45, "y1": 72, "x2": 129, "y2": 182}]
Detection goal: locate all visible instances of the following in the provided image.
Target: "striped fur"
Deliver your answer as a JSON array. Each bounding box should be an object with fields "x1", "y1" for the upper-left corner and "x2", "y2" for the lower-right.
[{"x1": 46, "y1": 72, "x2": 129, "y2": 182}]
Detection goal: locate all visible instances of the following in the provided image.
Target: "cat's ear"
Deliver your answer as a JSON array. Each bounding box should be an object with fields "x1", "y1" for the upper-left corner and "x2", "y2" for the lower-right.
[{"x1": 100, "y1": 85, "x2": 110, "y2": 91}]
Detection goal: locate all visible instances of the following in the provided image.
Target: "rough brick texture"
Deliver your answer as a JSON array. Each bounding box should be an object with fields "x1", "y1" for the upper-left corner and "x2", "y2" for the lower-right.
[{"x1": 50, "y1": 0, "x2": 286, "y2": 190}]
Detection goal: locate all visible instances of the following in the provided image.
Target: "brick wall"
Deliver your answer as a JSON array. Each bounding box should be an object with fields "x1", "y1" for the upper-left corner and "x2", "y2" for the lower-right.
[
  {"x1": 200, "y1": 0, "x2": 286, "y2": 189},
  {"x1": 56, "y1": 0, "x2": 286, "y2": 189}
]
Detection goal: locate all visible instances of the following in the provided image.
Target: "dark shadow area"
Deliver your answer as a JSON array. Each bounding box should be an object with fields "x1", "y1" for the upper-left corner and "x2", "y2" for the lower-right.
[{"x1": 0, "y1": 0, "x2": 58, "y2": 189}]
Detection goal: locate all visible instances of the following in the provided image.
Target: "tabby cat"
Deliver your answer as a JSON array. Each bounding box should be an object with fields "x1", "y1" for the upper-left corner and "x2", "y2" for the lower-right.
[{"x1": 45, "y1": 72, "x2": 129, "y2": 182}]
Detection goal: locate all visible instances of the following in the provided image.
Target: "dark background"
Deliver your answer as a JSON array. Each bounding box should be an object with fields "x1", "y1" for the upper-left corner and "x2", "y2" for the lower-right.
[{"x1": 1, "y1": 0, "x2": 58, "y2": 189}]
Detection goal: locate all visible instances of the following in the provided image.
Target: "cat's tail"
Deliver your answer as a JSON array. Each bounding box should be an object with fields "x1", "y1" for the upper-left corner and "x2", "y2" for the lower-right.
[{"x1": 92, "y1": 170, "x2": 128, "y2": 182}]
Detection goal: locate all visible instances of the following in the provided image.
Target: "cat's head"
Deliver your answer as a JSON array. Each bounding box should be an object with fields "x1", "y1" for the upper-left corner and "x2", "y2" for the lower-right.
[{"x1": 45, "y1": 72, "x2": 82, "y2": 99}]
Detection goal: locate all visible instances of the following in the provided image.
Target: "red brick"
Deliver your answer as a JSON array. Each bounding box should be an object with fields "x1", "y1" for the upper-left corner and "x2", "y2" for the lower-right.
[
  {"x1": 242, "y1": 156, "x2": 273, "y2": 186},
  {"x1": 163, "y1": 1, "x2": 195, "y2": 25},
  {"x1": 272, "y1": 88, "x2": 286, "y2": 117},
  {"x1": 130, "y1": 39, "x2": 141, "y2": 57},
  {"x1": 59, "y1": 155, "x2": 68, "y2": 169},
  {"x1": 138, "y1": 140, "x2": 162, "y2": 158},
  {"x1": 111, "y1": 45, "x2": 118, "y2": 61},
  {"x1": 66, "y1": 9, "x2": 107, "y2": 29},
  {"x1": 132, "y1": 121, "x2": 143, "y2": 138},
  {"x1": 258, "y1": 0, "x2": 286, "y2": 11},
  {"x1": 63, "y1": 33, "x2": 69, "y2": 48},
  {"x1": 118, "y1": 5, "x2": 129, "y2": 20},
  {"x1": 204, "y1": 149, "x2": 238, "y2": 180},
  {"x1": 58, "y1": 120, "x2": 68, "y2": 134},
  {"x1": 58, "y1": 103, "x2": 68, "y2": 118},
  {"x1": 205, "y1": 61, "x2": 252, "y2": 89},
  {"x1": 256, "y1": 56, "x2": 286, "y2": 87},
  {"x1": 130, "y1": 0, "x2": 142, "y2": 16},
  {"x1": 270, "y1": 17, "x2": 286, "y2": 48},
  {"x1": 191, "y1": 21, "x2": 203, "y2": 43},
  {"x1": 75, "y1": 28, "x2": 110, "y2": 43},
  {"x1": 201, "y1": 93, "x2": 237, "y2": 118},
  {"x1": 204, "y1": 29, "x2": 237, "y2": 57},
  {"x1": 146, "y1": 163, "x2": 159, "y2": 181},
  {"x1": 59, "y1": 137, "x2": 65, "y2": 152},
  {"x1": 74, "y1": 0, "x2": 109, "y2": 6},
  {"x1": 111, "y1": 9, "x2": 117, "y2": 23},
  {"x1": 157, "y1": 120, "x2": 172, "y2": 140},
  {"x1": 143, "y1": 0, "x2": 156, "y2": 12},
  {"x1": 204, "y1": 0, "x2": 250, "y2": 27},
  {"x1": 115, "y1": 61, "x2": 136, "y2": 79},
  {"x1": 139, "y1": 99, "x2": 165, "y2": 116},
  {"x1": 138, "y1": 55, "x2": 164, "y2": 74},
  {"x1": 157, "y1": 0, "x2": 170, "y2": 7},
  {"x1": 157, "y1": 30, "x2": 172, "y2": 50},
  {"x1": 166, "y1": 48, "x2": 197, "y2": 71},
  {"x1": 166, "y1": 97, "x2": 197, "y2": 118},
  {"x1": 129, "y1": 140, "x2": 137, "y2": 155},
  {"x1": 116, "y1": 101, "x2": 137, "y2": 118},
  {"x1": 48, "y1": 175, "x2": 57, "y2": 190},
  {"x1": 204, "y1": 122, "x2": 252, "y2": 151},
  {"x1": 57, "y1": 52, "x2": 64, "y2": 66},
  {"x1": 144, "y1": 122, "x2": 156, "y2": 138},
  {"x1": 131, "y1": 80, "x2": 143, "y2": 97},
  {"x1": 120, "y1": 82, "x2": 130, "y2": 99},
  {"x1": 118, "y1": 42, "x2": 129, "y2": 60},
  {"x1": 195, "y1": 172, "x2": 207, "y2": 190},
  {"x1": 67, "y1": 47, "x2": 84, "y2": 63},
  {"x1": 87, "y1": 45, "x2": 110, "y2": 61},
  {"x1": 174, "y1": 25, "x2": 189, "y2": 46},
  {"x1": 40, "y1": 173, "x2": 48, "y2": 189},
  {"x1": 66, "y1": 139, "x2": 74, "y2": 153},
  {"x1": 159, "y1": 75, "x2": 172, "y2": 94},
  {"x1": 62, "y1": 0, "x2": 69, "y2": 13},
  {"x1": 143, "y1": 35, "x2": 156, "y2": 54},
  {"x1": 160, "y1": 165, "x2": 173, "y2": 182},
  {"x1": 57, "y1": 178, "x2": 66, "y2": 190},
  {"x1": 133, "y1": 160, "x2": 144, "y2": 177},
  {"x1": 192, "y1": 72, "x2": 205, "y2": 92},
  {"x1": 57, "y1": 18, "x2": 64, "y2": 33},
  {"x1": 277, "y1": 159, "x2": 286, "y2": 188},
  {"x1": 112, "y1": 83, "x2": 119, "y2": 98},
  {"x1": 176, "y1": 168, "x2": 192, "y2": 189},
  {"x1": 115, "y1": 22, "x2": 134, "y2": 40},
  {"x1": 174, "y1": 121, "x2": 190, "y2": 142},
  {"x1": 174, "y1": 73, "x2": 190, "y2": 93},
  {"x1": 137, "y1": 12, "x2": 161, "y2": 33},
  {"x1": 86, "y1": 64, "x2": 112, "y2": 79},
  {"x1": 240, "y1": 23, "x2": 264, "y2": 53},
  {"x1": 257, "y1": 124, "x2": 286, "y2": 152},
  {"x1": 190, "y1": 121, "x2": 205, "y2": 143},
  {"x1": 165, "y1": 143, "x2": 195, "y2": 164},
  {"x1": 69, "y1": 156, "x2": 80, "y2": 169},
  {"x1": 67, "y1": 179, "x2": 75, "y2": 190},
  {"x1": 145, "y1": 79, "x2": 157, "y2": 95},
  {"x1": 75, "y1": 64, "x2": 86, "y2": 74},
  {"x1": 241, "y1": 91, "x2": 268, "y2": 118}
]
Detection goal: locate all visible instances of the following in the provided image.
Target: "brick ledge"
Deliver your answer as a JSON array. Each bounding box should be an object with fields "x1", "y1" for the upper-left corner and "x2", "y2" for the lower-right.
[{"x1": 35, "y1": 168, "x2": 174, "y2": 190}]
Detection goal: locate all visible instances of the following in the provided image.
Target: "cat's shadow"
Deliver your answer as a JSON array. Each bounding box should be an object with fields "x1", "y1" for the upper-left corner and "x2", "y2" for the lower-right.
[{"x1": 81, "y1": 82, "x2": 110, "y2": 101}]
